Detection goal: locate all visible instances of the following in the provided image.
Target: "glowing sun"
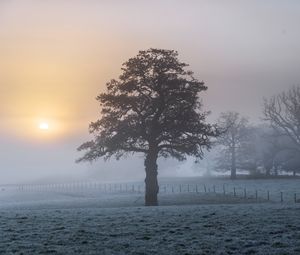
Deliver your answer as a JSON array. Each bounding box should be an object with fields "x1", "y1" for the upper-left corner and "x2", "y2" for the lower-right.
[{"x1": 39, "y1": 122, "x2": 49, "y2": 130}]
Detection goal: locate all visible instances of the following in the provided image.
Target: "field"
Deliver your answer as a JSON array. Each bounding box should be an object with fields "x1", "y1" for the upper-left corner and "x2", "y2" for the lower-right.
[{"x1": 0, "y1": 178, "x2": 300, "y2": 254}]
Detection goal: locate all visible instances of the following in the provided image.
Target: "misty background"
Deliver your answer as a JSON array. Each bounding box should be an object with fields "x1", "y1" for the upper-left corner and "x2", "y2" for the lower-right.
[{"x1": 1, "y1": 0, "x2": 300, "y2": 184}]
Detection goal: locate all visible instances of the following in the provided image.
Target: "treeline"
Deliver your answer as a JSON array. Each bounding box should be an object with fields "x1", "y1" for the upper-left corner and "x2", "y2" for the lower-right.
[{"x1": 212, "y1": 86, "x2": 300, "y2": 179}]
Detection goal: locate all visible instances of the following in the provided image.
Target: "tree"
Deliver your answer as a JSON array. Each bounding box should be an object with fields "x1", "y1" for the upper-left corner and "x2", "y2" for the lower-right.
[
  {"x1": 259, "y1": 127, "x2": 283, "y2": 176},
  {"x1": 215, "y1": 111, "x2": 249, "y2": 179},
  {"x1": 281, "y1": 152, "x2": 300, "y2": 176},
  {"x1": 77, "y1": 48, "x2": 218, "y2": 206},
  {"x1": 263, "y1": 86, "x2": 300, "y2": 153},
  {"x1": 252, "y1": 126, "x2": 300, "y2": 177},
  {"x1": 236, "y1": 126, "x2": 262, "y2": 176}
]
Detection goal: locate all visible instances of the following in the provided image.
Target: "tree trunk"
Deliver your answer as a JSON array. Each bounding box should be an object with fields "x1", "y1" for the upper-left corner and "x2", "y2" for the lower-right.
[
  {"x1": 144, "y1": 150, "x2": 159, "y2": 206},
  {"x1": 231, "y1": 147, "x2": 236, "y2": 180}
]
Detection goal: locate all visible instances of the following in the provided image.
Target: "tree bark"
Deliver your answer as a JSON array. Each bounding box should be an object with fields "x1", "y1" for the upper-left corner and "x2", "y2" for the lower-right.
[
  {"x1": 231, "y1": 147, "x2": 237, "y2": 180},
  {"x1": 144, "y1": 150, "x2": 159, "y2": 206}
]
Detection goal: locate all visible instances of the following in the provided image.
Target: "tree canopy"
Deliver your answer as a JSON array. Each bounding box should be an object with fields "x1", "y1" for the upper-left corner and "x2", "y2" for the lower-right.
[{"x1": 77, "y1": 49, "x2": 218, "y2": 162}]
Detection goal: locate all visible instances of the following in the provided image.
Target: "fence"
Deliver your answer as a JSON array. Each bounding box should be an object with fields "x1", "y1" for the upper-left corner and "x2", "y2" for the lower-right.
[{"x1": 11, "y1": 182, "x2": 299, "y2": 204}]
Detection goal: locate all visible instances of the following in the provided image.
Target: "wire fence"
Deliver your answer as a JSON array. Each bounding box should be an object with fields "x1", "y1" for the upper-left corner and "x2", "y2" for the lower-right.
[{"x1": 9, "y1": 182, "x2": 300, "y2": 204}]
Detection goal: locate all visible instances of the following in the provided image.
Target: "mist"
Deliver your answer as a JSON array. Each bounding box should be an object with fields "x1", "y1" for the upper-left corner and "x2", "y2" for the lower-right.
[{"x1": 1, "y1": 0, "x2": 300, "y2": 182}]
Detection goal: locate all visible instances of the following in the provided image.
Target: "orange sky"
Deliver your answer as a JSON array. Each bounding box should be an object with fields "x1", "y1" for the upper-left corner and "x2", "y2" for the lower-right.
[{"x1": 0, "y1": 1, "x2": 122, "y2": 140}]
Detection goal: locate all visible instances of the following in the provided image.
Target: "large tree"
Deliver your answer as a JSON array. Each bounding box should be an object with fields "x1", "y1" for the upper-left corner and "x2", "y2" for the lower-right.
[{"x1": 77, "y1": 48, "x2": 218, "y2": 206}]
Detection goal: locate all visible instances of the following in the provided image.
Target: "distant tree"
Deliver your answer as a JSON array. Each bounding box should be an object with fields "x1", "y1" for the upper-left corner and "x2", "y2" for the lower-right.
[
  {"x1": 254, "y1": 126, "x2": 300, "y2": 177},
  {"x1": 259, "y1": 128, "x2": 283, "y2": 176},
  {"x1": 263, "y1": 86, "x2": 300, "y2": 153},
  {"x1": 281, "y1": 152, "x2": 300, "y2": 176},
  {"x1": 270, "y1": 135, "x2": 300, "y2": 176},
  {"x1": 263, "y1": 86, "x2": 300, "y2": 177},
  {"x1": 237, "y1": 126, "x2": 297, "y2": 177},
  {"x1": 236, "y1": 126, "x2": 263, "y2": 176},
  {"x1": 77, "y1": 48, "x2": 219, "y2": 206},
  {"x1": 215, "y1": 111, "x2": 249, "y2": 179}
]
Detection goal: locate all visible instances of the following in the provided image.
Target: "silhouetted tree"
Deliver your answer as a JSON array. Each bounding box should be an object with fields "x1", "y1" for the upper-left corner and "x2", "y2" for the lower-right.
[
  {"x1": 216, "y1": 111, "x2": 249, "y2": 179},
  {"x1": 77, "y1": 48, "x2": 218, "y2": 206}
]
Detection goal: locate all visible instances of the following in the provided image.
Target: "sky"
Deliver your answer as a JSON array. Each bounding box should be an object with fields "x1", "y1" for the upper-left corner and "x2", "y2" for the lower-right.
[{"x1": 1, "y1": 0, "x2": 300, "y2": 184}]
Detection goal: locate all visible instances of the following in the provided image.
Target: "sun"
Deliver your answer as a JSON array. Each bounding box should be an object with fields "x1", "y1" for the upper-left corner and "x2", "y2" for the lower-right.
[{"x1": 39, "y1": 122, "x2": 49, "y2": 130}]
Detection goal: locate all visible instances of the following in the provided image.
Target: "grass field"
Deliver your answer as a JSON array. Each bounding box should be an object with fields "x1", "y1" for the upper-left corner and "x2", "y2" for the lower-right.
[{"x1": 0, "y1": 178, "x2": 300, "y2": 254}]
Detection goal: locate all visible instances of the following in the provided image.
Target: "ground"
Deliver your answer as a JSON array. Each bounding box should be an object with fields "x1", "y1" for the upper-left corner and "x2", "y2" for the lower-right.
[{"x1": 0, "y1": 179, "x2": 300, "y2": 254}]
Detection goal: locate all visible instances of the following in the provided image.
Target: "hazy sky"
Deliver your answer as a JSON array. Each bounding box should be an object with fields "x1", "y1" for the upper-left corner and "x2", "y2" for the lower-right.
[{"x1": 1, "y1": 0, "x2": 300, "y2": 184}]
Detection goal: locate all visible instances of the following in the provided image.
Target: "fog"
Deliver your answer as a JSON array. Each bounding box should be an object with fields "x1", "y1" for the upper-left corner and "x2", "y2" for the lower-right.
[{"x1": 1, "y1": 0, "x2": 300, "y2": 184}]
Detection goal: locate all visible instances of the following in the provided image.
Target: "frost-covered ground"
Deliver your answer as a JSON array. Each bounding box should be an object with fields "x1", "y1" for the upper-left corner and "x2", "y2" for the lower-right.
[
  {"x1": 158, "y1": 177, "x2": 300, "y2": 203},
  {"x1": 0, "y1": 180, "x2": 300, "y2": 255}
]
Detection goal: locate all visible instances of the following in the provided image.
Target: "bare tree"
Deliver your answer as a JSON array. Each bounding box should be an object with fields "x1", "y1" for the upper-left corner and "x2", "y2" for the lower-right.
[
  {"x1": 263, "y1": 86, "x2": 300, "y2": 152},
  {"x1": 77, "y1": 49, "x2": 219, "y2": 206},
  {"x1": 216, "y1": 111, "x2": 249, "y2": 179}
]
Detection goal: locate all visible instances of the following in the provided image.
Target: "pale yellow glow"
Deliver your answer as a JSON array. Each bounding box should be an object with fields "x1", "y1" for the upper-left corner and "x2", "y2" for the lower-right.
[
  {"x1": 32, "y1": 118, "x2": 63, "y2": 141},
  {"x1": 39, "y1": 122, "x2": 49, "y2": 130},
  {"x1": 0, "y1": 3, "x2": 121, "y2": 142},
  {"x1": 1, "y1": 1, "x2": 196, "y2": 142}
]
